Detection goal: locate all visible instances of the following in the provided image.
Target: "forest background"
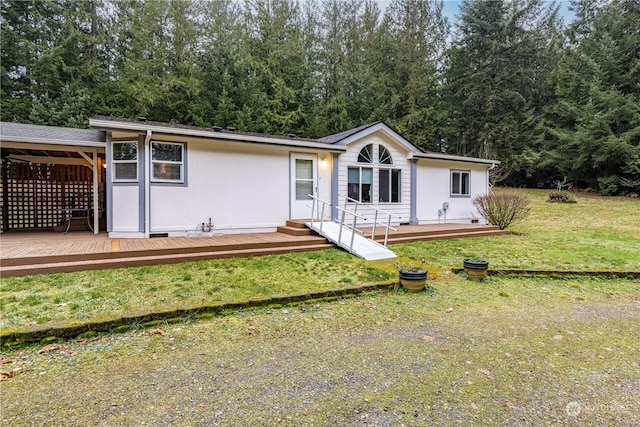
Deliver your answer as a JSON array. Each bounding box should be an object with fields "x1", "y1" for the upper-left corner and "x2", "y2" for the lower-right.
[{"x1": 1, "y1": 0, "x2": 638, "y2": 194}]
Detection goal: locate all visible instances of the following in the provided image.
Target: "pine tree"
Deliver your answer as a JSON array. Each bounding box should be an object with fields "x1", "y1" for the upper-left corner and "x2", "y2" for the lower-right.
[
  {"x1": 443, "y1": 0, "x2": 561, "y2": 174},
  {"x1": 544, "y1": 0, "x2": 640, "y2": 194}
]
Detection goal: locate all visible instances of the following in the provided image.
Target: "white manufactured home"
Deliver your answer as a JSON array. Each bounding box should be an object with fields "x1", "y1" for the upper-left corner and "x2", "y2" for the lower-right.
[{"x1": 87, "y1": 117, "x2": 497, "y2": 239}]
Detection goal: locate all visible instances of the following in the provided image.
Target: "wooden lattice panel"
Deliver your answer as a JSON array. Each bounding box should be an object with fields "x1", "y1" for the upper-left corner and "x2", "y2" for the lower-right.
[{"x1": 0, "y1": 161, "x2": 97, "y2": 231}]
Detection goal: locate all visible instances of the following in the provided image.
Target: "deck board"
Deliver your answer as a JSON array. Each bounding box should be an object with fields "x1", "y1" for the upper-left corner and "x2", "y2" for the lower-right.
[{"x1": 0, "y1": 223, "x2": 506, "y2": 277}]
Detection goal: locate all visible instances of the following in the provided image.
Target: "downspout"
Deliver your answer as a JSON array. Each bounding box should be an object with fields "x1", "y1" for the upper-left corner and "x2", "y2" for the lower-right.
[
  {"x1": 488, "y1": 163, "x2": 496, "y2": 194},
  {"x1": 144, "y1": 130, "x2": 152, "y2": 238}
]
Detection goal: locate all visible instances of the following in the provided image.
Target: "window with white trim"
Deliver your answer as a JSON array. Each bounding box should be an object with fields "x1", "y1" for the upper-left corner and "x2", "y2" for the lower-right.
[
  {"x1": 151, "y1": 142, "x2": 184, "y2": 183},
  {"x1": 379, "y1": 169, "x2": 401, "y2": 202},
  {"x1": 112, "y1": 142, "x2": 138, "y2": 182},
  {"x1": 348, "y1": 167, "x2": 373, "y2": 202},
  {"x1": 451, "y1": 170, "x2": 470, "y2": 196}
]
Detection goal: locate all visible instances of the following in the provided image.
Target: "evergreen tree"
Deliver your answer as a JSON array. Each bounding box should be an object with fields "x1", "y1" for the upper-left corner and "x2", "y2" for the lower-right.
[
  {"x1": 443, "y1": 0, "x2": 561, "y2": 174},
  {"x1": 110, "y1": 0, "x2": 203, "y2": 124},
  {"x1": 544, "y1": 0, "x2": 640, "y2": 194},
  {"x1": 379, "y1": 0, "x2": 449, "y2": 151},
  {"x1": 1, "y1": 0, "x2": 107, "y2": 125},
  {"x1": 243, "y1": 0, "x2": 313, "y2": 135}
]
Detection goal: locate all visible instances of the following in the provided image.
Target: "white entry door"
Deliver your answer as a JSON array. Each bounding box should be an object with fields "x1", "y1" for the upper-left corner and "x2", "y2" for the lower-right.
[{"x1": 290, "y1": 153, "x2": 317, "y2": 219}]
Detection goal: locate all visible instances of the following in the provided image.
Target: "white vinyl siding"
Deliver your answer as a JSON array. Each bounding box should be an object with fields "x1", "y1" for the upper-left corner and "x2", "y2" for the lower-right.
[{"x1": 339, "y1": 133, "x2": 411, "y2": 225}]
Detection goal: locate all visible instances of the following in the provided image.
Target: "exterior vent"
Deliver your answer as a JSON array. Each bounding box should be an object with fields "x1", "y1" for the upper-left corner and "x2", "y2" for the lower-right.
[{"x1": 150, "y1": 233, "x2": 169, "y2": 238}]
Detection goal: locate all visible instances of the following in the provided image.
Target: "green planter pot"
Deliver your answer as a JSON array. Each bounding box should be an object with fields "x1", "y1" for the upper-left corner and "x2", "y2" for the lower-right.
[
  {"x1": 463, "y1": 259, "x2": 489, "y2": 281},
  {"x1": 399, "y1": 270, "x2": 427, "y2": 292}
]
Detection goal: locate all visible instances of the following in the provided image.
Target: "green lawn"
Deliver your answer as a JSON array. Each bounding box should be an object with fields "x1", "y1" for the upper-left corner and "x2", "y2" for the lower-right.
[
  {"x1": 1, "y1": 188, "x2": 638, "y2": 329},
  {"x1": 1, "y1": 189, "x2": 639, "y2": 425},
  {"x1": 394, "y1": 189, "x2": 640, "y2": 271}
]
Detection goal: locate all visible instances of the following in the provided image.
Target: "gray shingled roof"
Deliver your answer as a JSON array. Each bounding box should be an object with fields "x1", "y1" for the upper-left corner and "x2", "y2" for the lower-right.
[
  {"x1": 318, "y1": 122, "x2": 382, "y2": 144},
  {"x1": 0, "y1": 122, "x2": 105, "y2": 143},
  {"x1": 91, "y1": 115, "x2": 322, "y2": 144}
]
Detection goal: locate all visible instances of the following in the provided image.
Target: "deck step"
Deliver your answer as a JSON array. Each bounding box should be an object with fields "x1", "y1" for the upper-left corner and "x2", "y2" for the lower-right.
[
  {"x1": 0, "y1": 242, "x2": 335, "y2": 277},
  {"x1": 277, "y1": 225, "x2": 314, "y2": 236},
  {"x1": 285, "y1": 220, "x2": 310, "y2": 229},
  {"x1": 1, "y1": 235, "x2": 328, "y2": 267}
]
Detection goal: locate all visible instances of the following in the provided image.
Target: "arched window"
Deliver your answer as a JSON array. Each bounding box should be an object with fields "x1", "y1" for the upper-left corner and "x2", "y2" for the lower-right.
[
  {"x1": 350, "y1": 144, "x2": 373, "y2": 202},
  {"x1": 379, "y1": 145, "x2": 392, "y2": 165},
  {"x1": 349, "y1": 144, "x2": 401, "y2": 203},
  {"x1": 358, "y1": 144, "x2": 373, "y2": 163},
  {"x1": 378, "y1": 145, "x2": 400, "y2": 202}
]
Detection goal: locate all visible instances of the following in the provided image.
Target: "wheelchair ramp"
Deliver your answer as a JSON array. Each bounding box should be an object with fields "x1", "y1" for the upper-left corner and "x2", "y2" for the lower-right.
[{"x1": 305, "y1": 221, "x2": 396, "y2": 261}]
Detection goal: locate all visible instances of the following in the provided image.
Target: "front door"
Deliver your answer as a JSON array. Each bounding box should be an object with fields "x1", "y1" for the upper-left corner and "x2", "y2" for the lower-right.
[{"x1": 290, "y1": 153, "x2": 317, "y2": 219}]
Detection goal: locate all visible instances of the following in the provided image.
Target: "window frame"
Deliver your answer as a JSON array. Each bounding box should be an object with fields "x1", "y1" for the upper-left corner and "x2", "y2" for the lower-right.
[
  {"x1": 451, "y1": 169, "x2": 471, "y2": 197},
  {"x1": 348, "y1": 166, "x2": 373, "y2": 203},
  {"x1": 379, "y1": 168, "x2": 401, "y2": 203},
  {"x1": 151, "y1": 142, "x2": 184, "y2": 183},
  {"x1": 112, "y1": 141, "x2": 139, "y2": 183}
]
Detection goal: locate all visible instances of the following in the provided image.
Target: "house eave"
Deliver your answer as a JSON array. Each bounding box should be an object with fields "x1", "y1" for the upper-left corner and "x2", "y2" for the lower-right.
[
  {"x1": 0, "y1": 136, "x2": 106, "y2": 152},
  {"x1": 412, "y1": 152, "x2": 500, "y2": 166},
  {"x1": 89, "y1": 119, "x2": 347, "y2": 153}
]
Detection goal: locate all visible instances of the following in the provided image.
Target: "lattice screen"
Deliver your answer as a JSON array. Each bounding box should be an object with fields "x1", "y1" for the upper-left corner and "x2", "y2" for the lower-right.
[{"x1": 0, "y1": 161, "x2": 98, "y2": 231}]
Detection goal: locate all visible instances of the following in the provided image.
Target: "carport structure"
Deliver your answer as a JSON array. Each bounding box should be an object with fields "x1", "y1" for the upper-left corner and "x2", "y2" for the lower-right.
[{"x1": 0, "y1": 122, "x2": 106, "y2": 234}]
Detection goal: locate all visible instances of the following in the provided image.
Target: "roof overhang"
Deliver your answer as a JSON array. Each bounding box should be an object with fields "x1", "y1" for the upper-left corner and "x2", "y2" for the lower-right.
[
  {"x1": 412, "y1": 152, "x2": 500, "y2": 166},
  {"x1": 0, "y1": 122, "x2": 106, "y2": 154},
  {"x1": 90, "y1": 118, "x2": 347, "y2": 153},
  {"x1": 0, "y1": 138, "x2": 105, "y2": 153},
  {"x1": 330, "y1": 122, "x2": 421, "y2": 154}
]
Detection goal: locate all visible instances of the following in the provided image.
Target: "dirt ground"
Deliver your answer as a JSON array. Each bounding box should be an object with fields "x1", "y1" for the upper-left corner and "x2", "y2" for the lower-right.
[{"x1": 2, "y1": 280, "x2": 639, "y2": 426}]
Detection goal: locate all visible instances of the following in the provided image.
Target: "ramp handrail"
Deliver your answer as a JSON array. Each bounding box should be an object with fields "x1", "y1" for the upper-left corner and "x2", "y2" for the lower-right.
[
  {"x1": 339, "y1": 194, "x2": 401, "y2": 246},
  {"x1": 308, "y1": 194, "x2": 367, "y2": 254},
  {"x1": 308, "y1": 194, "x2": 332, "y2": 233}
]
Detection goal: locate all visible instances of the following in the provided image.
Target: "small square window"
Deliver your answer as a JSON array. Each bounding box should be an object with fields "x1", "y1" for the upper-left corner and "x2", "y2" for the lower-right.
[
  {"x1": 151, "y1": 142, "x2": 184, "y2": 183},
  {"x1": 451, "y1": 170, "x2": 470, "y2": 196},
  {"x1": 112, "y1": 142, "x2": 138, "y2": 182}
]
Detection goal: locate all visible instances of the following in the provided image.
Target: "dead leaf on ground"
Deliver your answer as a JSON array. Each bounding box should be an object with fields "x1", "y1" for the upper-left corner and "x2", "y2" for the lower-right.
[
  {"x1": 478, "y1": 368, "x2": 493, "y2": 379},
  {"x1": 37, "y1": 343, "x2": 68, "y2": 354},
  {"x1": 141, "y1": 328, "x2": 166, "y2": 336},
  {"x1": 1, "y1": 371, "x2": 15, "y2": 380},
  {"x1": 0, "y1": 357, "x2": 17, "y2": 366},
  {"x1": 419, "y1": 335, "x2": 434, "y2": 342},
  {"x1": 446, "y1": 307, "x2": 453, "y2": 313}
]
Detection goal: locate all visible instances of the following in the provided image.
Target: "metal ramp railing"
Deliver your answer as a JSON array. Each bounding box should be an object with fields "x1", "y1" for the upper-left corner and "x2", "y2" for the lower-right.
[{"x1": 305, "y1": 194, "x2": 397, "y2": 261}]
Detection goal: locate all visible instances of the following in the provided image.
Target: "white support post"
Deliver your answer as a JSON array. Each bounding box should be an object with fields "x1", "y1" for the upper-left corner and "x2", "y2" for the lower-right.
[
  {"x1": 79, "y1": 150, "x2": 100, "y2": 234},
  {"x1": 92, "y1": 148, "x2": 99, "y2": 234}
]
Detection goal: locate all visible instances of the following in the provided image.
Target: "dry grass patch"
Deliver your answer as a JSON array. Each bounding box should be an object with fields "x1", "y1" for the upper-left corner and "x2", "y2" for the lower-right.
[{"x1": 1, "y1": 275, "x2": 638, "y2": 425}]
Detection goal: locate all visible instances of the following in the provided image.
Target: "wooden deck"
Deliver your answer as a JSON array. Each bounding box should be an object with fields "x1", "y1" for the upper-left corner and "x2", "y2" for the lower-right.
[{"x1": 0, "y1": 223, "x2": 507, "y2": 277}]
